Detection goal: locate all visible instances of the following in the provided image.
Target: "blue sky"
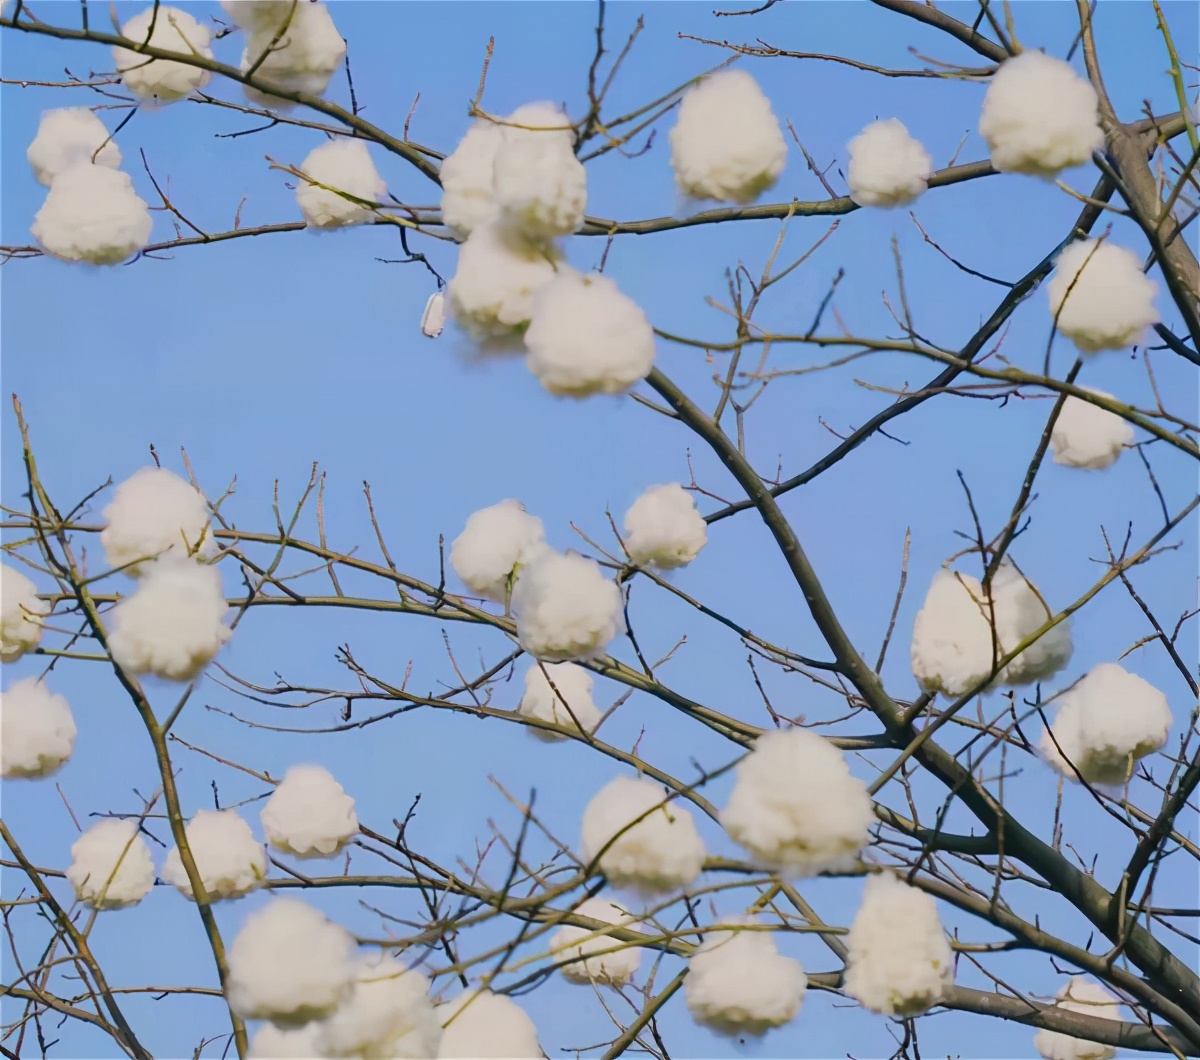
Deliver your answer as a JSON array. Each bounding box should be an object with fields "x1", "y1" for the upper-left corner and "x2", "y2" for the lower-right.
[{"x1": 2, "y1": 2, "x2": 1197, "y2": 1057}]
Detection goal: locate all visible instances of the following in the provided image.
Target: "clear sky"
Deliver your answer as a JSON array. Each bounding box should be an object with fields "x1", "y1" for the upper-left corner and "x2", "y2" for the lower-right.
[{"x1": 1, "y1": 2, "x2": 1197, "y2": 1058}]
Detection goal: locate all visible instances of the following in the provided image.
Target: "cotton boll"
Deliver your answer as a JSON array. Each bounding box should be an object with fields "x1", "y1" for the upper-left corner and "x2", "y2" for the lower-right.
[
  {"x1": 107, "y1": 560, "x2": 232, "y2": 682},
  {"x1": 1040, "y1": 663, "x2": 1172, "y2": 786},
  {"x1": 580, "y1": 776, "x2": 706, "y2": 895},
  {"x1": 843, "y1": 873, "x2": 954, "y2": 1016},
  {"x1": 550, "y1": 897, "x2": 642, "y2": 986},
  {"x1": 1051, "y1": 390, "x2": 1134, "y2": 469},
  {"x1": 0, "y1": 678, "x2": 76, "y2": 779},
  {"x1": 1, "y1": 562, "x2": 50, "y2": 662},
  {"x1": 32, "y1": 165, "x2": 152, "y2": 265},
  {"x1": 987, "y1": 561, "x2": 1072, "y2": 686},
  {"x1": 439, "y1": 120, "x2": 503, "y2": 239},
  {"x1": 720, "y1": 728, "x2": 874, "y2": 876},
  {"x1": 979, "y1": 51, "x2": 1104, "y2": 177},
  {"x1": 492, "y1": 102, "x2": 586, "y2": 239},
  {"x1": 315, "y1": 954, "x2": 442, "y2": 1058},
  {"x1": 101, "y1": 466, "x2": 213, "y2": 576},
  {"x1": 248, "y1": 1022, "x2": 326, "y2": 1060},
  {"x1": 237, "y1": 2, "x2": 346, "y2": 109},
  {"x1": 911, "y1": 569, "x2": 995, "y2": 696},
  {"x1": 523, "y1": 269, "x2": 656, "y2": 397},
  {"x1": 684, "y1": 919, "x2": 807, "y2": 1036},
  {"x1": 519, "y1": 662, "x2": 602, "y2": 740},
  {"x1": 1033, "y1": 978, "x2": 1121, "y2": 1060},
  {"x1": 510, "y1": 549, "x2": 625, "y2": 662},
  {"x1": 295, "y1": 139, "x2": 387, "y2": 228},
  {"x1": 436, "y1": 991, "x2": 541, "y2": 1058},
  {"x1": 114, "y1": 7, "x2": 213, "y2": 104},
  {"x1": 261, "y1": 764, "x2": 359, "y2": 858},
  {"x1": 1047, "y1": 240, "x2": 1159, "y2": 353},
  {"x1": 227, "y1": 897, "x2": 358, "y2": 1026},
  {"x1": 449, "y1": 499, "x2": 546, "y2": 603},
  {"x1": 66, "y1": 819, "x2": 156, "y2": 910},
  {"x1": 669, "y1": 69, "x2": 787, "y2": 204},
  {"x1": 622, "y1": 483, "x2": 707, "y2": 569},
  {"x1": 846, "y1": 118, "x2": 934, "y2": 207},
  {"x1": 162, "y1": 809, "x2": 268, "y2": 901},
  {"x1": 220, "y1": 0, "x2": 301, "y2": 32},
  {"x1": 27, "y1": 108, "x2": 122, "y2": 186}
]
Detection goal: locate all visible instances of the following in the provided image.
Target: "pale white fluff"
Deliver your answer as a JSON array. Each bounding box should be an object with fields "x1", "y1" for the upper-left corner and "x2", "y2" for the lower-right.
[
  {"x1": 622, "y1": 483, "x2": 707, "y2": 569},
  {"x1": 510, "y1": 549, "x2": 625, "y2": 662},
  {"x1": 669, "y1": 69, "x2": 787, "y2": 203},
  {"x1": 101, "y1": 466, "x2": 213, "y2": 576},
  {"x1": 1051, "y1": 389, "x2": 1134, "y2": 469},
  {"x1": 114, "y1": 6, "x2": 213, "y2": 103},
  {"x1": 0, "y1": 678, "x2": 76, "y2": 779},
  {"x1": 580, "y1": 776, "x2": 706, "y2": 894},
  {"x1": 449, "y1": 499, "x2": 546, "y2": 603},
  {"x1": 247, "y1": 1022, "x2": 325, "y2": 1060},
  {"x1": 227, "y1": 897, "x2": 357, "y2": 1025},
  {"x1": 492, "y1": 102, "x2": 586, "y2": 239},
  {"x1": 684, "y1": 918, "x2": 807, "y2": 1036},
  {"x1": 220, "y1": 0, "x2": 302, "y2": 32},
  {"x1": 27, "y1": 108, "x2": 122, "y2": 186},
  {"x1": 315, "y1": 954, "x2": 442, "y2": 1058},
  {"x1": 1047, "y1": 240, "x2": 1159, "y2": 353},
  {"x1": 295, "y1": 139, "x2": 387, "y2": 228},
  {"x1": 1040, "y1": 663, "x2": 1172, "y2": 786},
  {"x1": 32, "y1": 165, "x2": 152, "y2": 265},
  {"x1": 66, "y1": 819, "x2": 156, "y2": 910},
  {"x1": 846, "y1": 118, "x2": 934, "y2": 207},
  {"x1": 421, "y1": 291, "x2": 447, "y2": 338},
  {"x1": 235, "y1": 1, "x2": 346, "y2": 109},
  {"x1": 1, "y1": 562, "x2": 49, "y2": 662},
  {"x1": 523, "y1": 269, "x2": 657, "y2": 397},
  {"x1": 162, "y1": 808, "x2": 268, "y2": 900},
  {"x1": 721, "y1": 728, "x2": 874, "y2": 876},
  {"x1": 1033, "y1": 978, "x2": 1121, "y2": 1060},
  {"x1": 436, "y1": 991, "x2": 540, "y2": 1058},
  {"x1": 987, "y1": 560, "x2": 1073, "y2": 686},
  {"x1": 107, "y1": 560, "x2": 232, "y2": 682},
  {"x1": 979, "y1": 50, "x2": 1104, "y2": 177},
  {"x1": 843, "y1": 873, "x2": 954, "y2": 1016},
  {"x1": 261, "y1": 764, "x2": 359, "y2": 858},
  {"x1": 439, "y1": 120, "x2": 504, "y2": 239},
  {"x1": 519, "y1": 661, "x2": 602, "y2": 740},
  {"x1": 551, "y1": 897, "x2": 641, "y2": 986}
]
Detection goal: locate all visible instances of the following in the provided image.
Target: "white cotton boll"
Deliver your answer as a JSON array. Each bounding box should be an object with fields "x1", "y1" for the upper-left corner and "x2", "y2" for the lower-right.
[
  {"x1": 580, "y1": 776, "x2": 706, "y2": 895},
  {"x1": 66, "y1": 819, "x2": 156, "y2": 910},
  {"x1": 622, "y1": 483, "x2": 707, "y2": 569},
  {"x1": 315, "y1": 954, "x2": 442, "y2": 1058},
  {"x1": 1051, "y1": 390, "x2": 1134, "y2": 470},
  {"x1": 523, "y1": 269, "x2": 656, "y2": 397},
  {"x1": 228, "y1": 897, "x2": 358, "y2": 1025},
  {"x1": 1047, "y1": 240, "x2": 1159, "y2": 353},
  {"x1": 492, "y1": 102, "x2": 586, "y2": 239},
  {"x1": 421, "y1": 291, "x2": 446, "y2": 338},
  {"x1": 449, "y1": 499, "x2": 546, "y2": 603},
  {"x1": 248, "y1": 1022, "x2": 326, "y2": 1060},
  {"x1": 27, "y1": 108, "x2": 122, "y2": 186},
  {"x1": 220, "y1": 0, "x2": 301, "y2": 31},
  {"x1": 32, "y1": 165, "x2": 152, "y2": 265},
  {"x1": 519, "y1": 662, "x2": 602, "y2": 740},
  {"x1": 979, "y1": 51, "x2": 1104, "y2": 177},
  {"x1": 843, "y1": 873, "x2": 954, "y2": 1016},
  {"x1": 436, "y1": 991, "x2": 541, "y2": 1058},
  {"x1": 510, "y1": 550, "x2": 625, "y2": 663},
  {"x1": 107, "y1": 560, "x2": 232, "y2": 682},
  {"x1": 1033, "y1": 978, "x2": 1121, "y2": 1060},
  {"x1": 114, "y1": 7, "x2": 213, "y2": 104},
  {"x1": 720, "y1": 728, "x2": 874, "y2": 876},
  {"x1": 988, "y1": 560, "x2": 1073, "y2": 686},
  {"x1": 162, "y1": 808, "x2": 268, "y2": 901},
  {"x1": 846, "y1": 118, "x2": 934, "y2": 207},
  {"x1": 911, "y1": 570, "x2": 994, "y2": 696},
  {"x1": 669, "y1": 69, "x2": 787, "y2": 204},
  {"x1": 0, "y1": 678, "x2": 76, "y2": 779},
  {"x1": 684, "y1": 919, "x2": 807, "y2": 1036},
  {"x1": 1040, "y1": 663, "x2": 1172, "y2": 786},
  {"x1": 237, "y1": 2, "x2": 346, "y2": 109},
  {"x1": 295, "y1": 139, "x2": 387, "y2": 229},
  {"x1": 439, "y1": 120, "x2": 504, "y2": 239},
  {"x1": 551, "y1": 898, "x2": 641, "y2": 986},
  {"x1": 261, "y1": 764, "x2": 359, "y2": 858},
  {"x1": 101, "y1": 466, "x2": 213, "y2": 576},
  {"x1": 1, "y1": 563, "x2": 50, "y2": 662}
]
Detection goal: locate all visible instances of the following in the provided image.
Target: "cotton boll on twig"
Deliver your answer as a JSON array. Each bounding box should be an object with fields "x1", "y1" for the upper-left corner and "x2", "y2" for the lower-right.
[
  {"x1": 449, "y1": 499, "x2": 546, "y2": 603},
  {"x1": 510, "y1": 549, "x2": 625, "y2": 662},
  {"x1": 295, "y1": 139, "x2": 387, "y2": 228},
  {"x1": 551, "y1": 897, "x2": 642, "y2": 986},
  {"x1": 987, "y1": 560, "x2": 1073, "y2": 686},
  {"x1": 622, "y1": 483, "x2": 707, "y2": 570},
  {"x1": 234, "y1": 1, "x2": 346, "y2": 110},
  {"x1": 315, "y1": 954, "x2": 442, "y2": 1058},
  {"x1": 492, "y1": 101, "x2": 587, "y2": 239},
  {"x1": 1033, "y1": 977, "x2": 1121, "y2": 1060},
  {"x1": 27, "y1": 108, "x2": 122, "y2": 186},
  {"x1": 1, "y1": 562, "x2": 50, "y2": 662},
  {"x1": 1, "y1": 678, "x2": 76, "y2": 779},
  {"x1": 261, "y1": 764, "x2": 359, "y2": 857},
  {"x1": 1047, "y1": 240, "x2": 1159, "y2": 353},
  {"x1": 66, "y1": 819, "x2": 156, "y2": 910},
  {"x1": 518, "y1": 661, "x2": 602, "y2": 740},
  {"x1": 439, "y1": 120, "x2": 504, "y2": 239},
  {"x1": 101, "y1": 466, "x2": 213, "y2": 576},
  {"x1": 1051, "y1": 389, "x2": 1134, "y2": 470},
  {"x1": 162, "y1": 808, "x2": 268, "y2": 901},
  {"x1": 32, "y1": 165, "x2": 153, "y2": 265},
  {"x1": 846, "y1": 118, "x2": 934, "y2": 207},
  {"x1": 436, "y1": 990, "x2": 541, "y2": 1058},
  {"x1": 113, "y1": 6, "x2": 213, "y2": 104}
]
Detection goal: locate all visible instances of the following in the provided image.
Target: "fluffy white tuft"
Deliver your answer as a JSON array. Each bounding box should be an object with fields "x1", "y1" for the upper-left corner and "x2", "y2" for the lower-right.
[
  {"x1": 846, "y1": 118, "x2": 934, "y2": 207},
  {"x1": 1033, "y1": 978, "x2": 1121, "y2": 1060},
  {"x1": 261, "y1": 764, "x2": 359, "y2": 858},
  {"x1": 449, "y1": 499, "x2": 546, "y2": 603},
  {"x1": 162, "y1": 808, "x2": 268, "y2": 901},
  {"x1": 987, "y1": 560, "x2": 1074, "y2": 686},
  {"x1": 233, "y1": 1, "x2": 345, "y2": 110},
  {"x1": 1051, "y1": 389, "x2": 1134, "y2": 470},
  {"x1": 0, "y1": 678, "x2": 76, "y2": 779},
  {"x1": 843, "y1": 873, "x2": 954, "y2": 1016},
  {"x1": 101, "y1": 466, "x2": 213, "y2": 576},
  {"x1": 1047, "y1": 240, "x2": 1159, "y2": 353},
  {"x1": 551, "y1": 897, "x2": 642, "y2": 986},
  {"x1": 107, "y1": 560, "x2": 232, "y2": 682},
  {"x1": 492, "y1": 102, "x2": 587, "y2": 239},
  {"x1": 580, "y1": 776, "x2": 706, "y2": 895},
  {"x1": 979, "y1": 51, "x2": 1104, "y2": 177},
  {"x1": 32, "y1": 164, "x2": 152, "y2": 265},
  {"x1": 315, "y1": 954, "x2": 441, "y2": 1058},
  {"x1": 670, "y1": 69, "x2": 787, "y2": 203},
  {"x1": 436, "y1": 990, "x2": 541, "y2": 1058},
  {"x1": 114, "y1": 7, "x2": 213, "y2": 103},
  {"x1": 518, "y1": 661, "x2": 602, "y2": 740},
  {"x1": 622, "y1": 483, "x2": 707, "y2": 569},
  {"x1": 439, "y1": 121, "x2": 504, "y2": 239},
  {"x1": 684, "y1": 918, "x2": 806, "y2": 1036},
  {"x1": 66, "y1": 819, "x2": 156, "y2": 910},
  {"x1": 1040, "y1": 662, "x2": 1172, "y2": 786},
  {"x1": 247, "y1": 1022, "x2": 325, "y2": 1060},
  {"x1": 510, "y1": 549, "x2": 626, "y2": 662},
  {"x1": 1, "y1": 562, "x2": 50, "y2": 662},
  {"x1": 295, "y1": 139, "x2": 387, "y2": 228},
  {"x1": 721, "y1": 728, "x2": 874, "y2": 876},
  {"x1": 27, "y1": 108, "x2": 122, "y2": 187}
]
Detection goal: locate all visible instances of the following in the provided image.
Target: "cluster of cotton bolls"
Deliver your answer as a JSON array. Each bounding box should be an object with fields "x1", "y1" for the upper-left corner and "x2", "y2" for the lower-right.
[
  {"x1": 1048, "y1": 239, "x2": 1159, "y2": 353},
  {"x1": 1033, "y1": 978, "x2": 1122, "y2": 1060},
  {"x1": 1051, "y1": 390, "x2": 1135, "y2": 470},
  {"x1": 112, "y1": 5, "x2": 213, "y2": 104},
  {"x1": 550, "y1": 897, "x2": 642, "y2": 986}
]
